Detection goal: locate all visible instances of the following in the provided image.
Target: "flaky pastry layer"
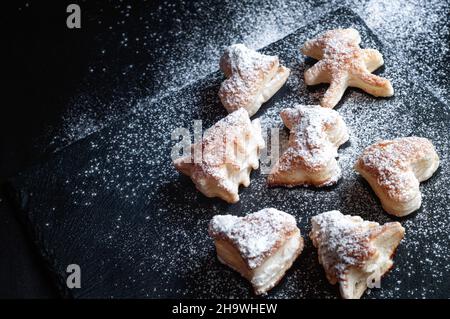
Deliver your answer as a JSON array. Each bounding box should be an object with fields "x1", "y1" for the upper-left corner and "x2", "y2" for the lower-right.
[
  {"x1": 209, "y1": 208, "x2": 303, "y2": 294},
  {"x1": 302, "y1": 28, "x2": 394, "y2": 108},
  {"x1": 268, "y1": 105, "x2": 349, "y2": 187},
  {"x1": 174, "y1": 108, "x2": 265, "y2": 203},
  {"x1": 219, "y1": 44, "x2": 290, "y2": 116},
  {"x1": 310, "y1": 210, "x2": 405, "y2": 299},
  {"x1": 354, "y1": 136, "x2": 439, "y2": 216}
]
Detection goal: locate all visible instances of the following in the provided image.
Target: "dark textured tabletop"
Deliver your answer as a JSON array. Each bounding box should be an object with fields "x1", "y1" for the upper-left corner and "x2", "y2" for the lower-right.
[{"x1": 1, "y1": 0, "x2": 449, "y2": 298}]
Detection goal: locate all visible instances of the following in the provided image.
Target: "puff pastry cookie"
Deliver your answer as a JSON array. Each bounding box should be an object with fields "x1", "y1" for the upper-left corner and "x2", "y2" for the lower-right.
[
  {"x1": 173, "y1": 108, "x2": 265, "y2": 203},
  {"x1": 310, "y1": 210, "x2": 405, "y2": 299},
  {"x1": 219, "y1": 44, "x2": 290, "y2": 116},
  {"x1": 209, "y1": 208, "x2": 304, "y2": 295},
  {"x1": 355, "y1": 136, "x2": 440, "y2": 216},
  {"x1": 302, "y1": 28, "x2": 394, "y2": 108},
  {"x1": 268, "y1": 104, "x2": 349, "y2": 187}
]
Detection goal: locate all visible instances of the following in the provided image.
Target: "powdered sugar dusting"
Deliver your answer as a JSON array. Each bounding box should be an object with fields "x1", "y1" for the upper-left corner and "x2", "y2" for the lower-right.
[
  {"x1": 310, "y1": 210, "x2": 376, "y2": 281},
  {"x1": 173, "y1": 108, "x2": 265, "y2": 203},
  {"x1": 219, "y1": 44, "x2": 279, "y2": 112},
  {"x1": 209, "y1": 208, "x2": 297, "y2": 269},
  {"x1": 302, "y1": 28, "x2": 393, "y2": 108},
  {"x1": 221, "y1": 44, "x2": 278, "y2": 77},
  {"x1": 356, "y1": 137, "x2": 438, "y2": 201},
  {"x1": 276, "y1": 104, "x2": 348, "y2": 175}
]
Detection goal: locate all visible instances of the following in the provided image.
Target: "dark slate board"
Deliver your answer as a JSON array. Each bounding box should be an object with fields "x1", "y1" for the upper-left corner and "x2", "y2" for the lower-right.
[{"x1": 8, "y1": 8, "x2": 450, "y2": 298}]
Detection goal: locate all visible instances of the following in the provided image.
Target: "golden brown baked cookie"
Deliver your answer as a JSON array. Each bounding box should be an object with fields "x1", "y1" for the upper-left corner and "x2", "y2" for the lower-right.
[
  {"x1": 173, "y1": 108, "x2": 265, "y2": 203},
  {"x1": 302, "y1": 28, "x2": 394, "y2": 108},
  {"x1": 209, "y1": 208, "x2": 304, "y2": 295},
  {"x1": 310, "y1": 210, "x2": 405, "y2": 299},
  {"x1": 354, "y1": 136, "x2": 440, "y2": 216},
  {"x1": 268, "y1": 104, "x2": 349, "y2": 187},
  {"x1": 219, "y1": 44, "x2": 290, "y2": 116}
]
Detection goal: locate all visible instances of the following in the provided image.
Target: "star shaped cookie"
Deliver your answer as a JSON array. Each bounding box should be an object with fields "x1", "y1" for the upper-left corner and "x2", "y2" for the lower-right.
[{"x1": 302, "y1": 28, "x2": 394, "y2": 108}]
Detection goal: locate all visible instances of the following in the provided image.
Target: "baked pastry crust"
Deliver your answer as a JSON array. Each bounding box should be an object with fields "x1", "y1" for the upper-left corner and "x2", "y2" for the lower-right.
[
  {"x1": 209, "y1": 208, "x2": 304, "y2": 295},
  {"x1": 268, "y1": 104, "x2": 349, "y2": 187},
  {"x1": 219, "y1": 44, "x2": 290, "y2": 116},
  {"x1": 310, "y1": 210, "x2": 405, "y2": 299},
  {"x1": 354, "y1": 136, "x2": 440, "y2": 216},
  {"x1": 173, "y1": 108, "x2": 265, "y2": 203},
  {"x1": 302, "y1": 28, "x2": 394, "y2": 108}
]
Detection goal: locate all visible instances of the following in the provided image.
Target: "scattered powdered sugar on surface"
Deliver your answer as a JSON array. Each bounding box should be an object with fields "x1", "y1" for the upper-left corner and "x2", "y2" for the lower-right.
[
  {"x1": 15, "y1": 0, "x2": 447, "y2": 147},
  {"x1": 209, "y1": 208, "x2": 297, "y2": 269},
  {"x1": 14, "y1": 2, "x2": 450, "y2": 298}
]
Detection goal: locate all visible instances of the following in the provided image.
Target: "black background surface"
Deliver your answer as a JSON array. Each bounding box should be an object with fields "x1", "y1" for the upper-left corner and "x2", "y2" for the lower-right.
[
  {"x1": 2, "y1": 1, "x2": 449, "y2": 298},
  {"x1": 2, "y1": 0, "x2": 186, "y2": 298}
]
